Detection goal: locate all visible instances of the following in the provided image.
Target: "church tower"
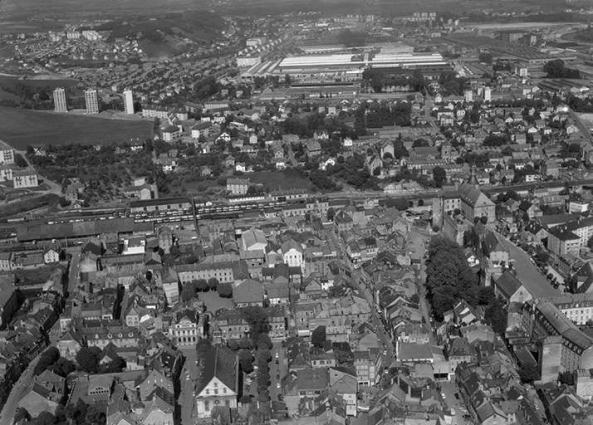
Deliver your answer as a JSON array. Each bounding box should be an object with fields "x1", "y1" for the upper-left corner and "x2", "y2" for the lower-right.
[{"x1": 467, "y1": 164, "x2": 479, "y2": 187}]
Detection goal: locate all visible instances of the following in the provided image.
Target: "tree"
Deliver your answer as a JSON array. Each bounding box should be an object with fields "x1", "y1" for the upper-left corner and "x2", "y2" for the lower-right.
[
  {"x1": 433, "y1": 166, "x2": 447, "y2": 188},
  {"x1": 14, "y1": 153, "x2": 28, "y2": 168},
  {"x1": 227, "y1": 340, "x2": 240, "y2": 351},
  {"x1": 31, "y1": 412, "x2": 55, "y2": 425},
  {"x1": 196, "y1": 338, "x2": 212, "y2": 359},
  {"x1": 518, "y1": 362, "x2": 539, "y2": 384},
  {"x1": 334, "y1": 349, "x2": 354, "y2": 365},
  {"x1": 238, "y1": 336, "x2": 253, "y2": 350},
  {"x1": 240, "y1": 395, "x2": 252, "y2": 404},
  {"x1": 76, "y1": 347, "x2": 101, "y2": 373},
  {"x1": 238, "y1": 349, "x2": 254, "y2": 374},
  {"x1": 52, "y1": 357, "x2": 75, "y2": 377},
  {"x1": 425, "y1": 236, "x2": 479, "y2": 320},
  {"x1": 478, "y1": 52, "x2": 493, "y2": 64},
  {"x1": 14, "y1": 408, "x2": 31, "y2": 423},
  {"x1": 195, "y1": 279, "x2": 209, "y2": 292},
  {"x1": 544, "y1": 59, "x2": 566, "y2": 78},
  {"x1": 101, "y1": 356, "x2": 126, "y2": 373},
  {"x1": 241, "y1": 306, "x2": 270, "y2": 336},
  {"x1": 217, "y1": 282, "x2": 233, "y2": 298},
  {"x1": 34, "y1": 347, "x2": 61, "y2": 375},
  {"x1": 327, "y1": 207, "x2": 335, "y2": 221},
  {"x1": 587, "y1": 235, "x2": 593, "y2": 251},
  {"x1": 311, "y1": 326, "x2": 327, "y2": 349},
  {"x1": 484, "y1": 297, "x2": 507, "y2": 335},
  {"x1": 182, "y1": 281, "x2": 197, "y2": 301},
  {"x1": 208, "y1": 277, "x2": 219, "y2": 290},
  {"x1": 84, "y1": 405, "x2": 106, "y2": 425},
  {"x1": 257, "y1": 371, "x2": 271, "y2": 388},
  {"x1": 478, "y1": 287, "x2": 495, "y2": 306},
  {"x1": 558, "y1": 371, "x2": 575, "y2": 386},
  {"x1": 257, "y1": 389, "x2": 270, "y2": 402},
  {"x1": 65, "y1": 399, "x2": 89, "y2": 425}
]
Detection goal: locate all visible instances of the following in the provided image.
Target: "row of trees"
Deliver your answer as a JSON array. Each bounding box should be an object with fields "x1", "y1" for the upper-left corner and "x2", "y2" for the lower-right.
[
  {"x1": 15, "y1": 399, "x2": 105, "y2": 425},
  {"x1": 181, "y1": 278, "x2": 233, "y2": 301},
  {"x1": 241, "y1": 306, "x2": 273, "y2": 403}
]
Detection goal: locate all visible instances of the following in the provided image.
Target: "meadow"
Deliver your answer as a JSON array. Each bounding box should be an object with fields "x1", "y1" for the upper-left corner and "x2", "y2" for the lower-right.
[{"x1": 0, "y1": 107, "x2": 152, "y2": 149}]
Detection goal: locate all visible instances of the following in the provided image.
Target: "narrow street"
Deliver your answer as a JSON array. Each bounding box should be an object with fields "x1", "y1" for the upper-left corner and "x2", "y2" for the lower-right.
[
  {"x1": 332, "y1": 226, "x2": 395, "y2": 362},
  {"x1": 352, "y1": 272, "x2": 395, "y2": 363},
  {"x1": 0, "y1": 356, "x2": 41, "y2": 425}
]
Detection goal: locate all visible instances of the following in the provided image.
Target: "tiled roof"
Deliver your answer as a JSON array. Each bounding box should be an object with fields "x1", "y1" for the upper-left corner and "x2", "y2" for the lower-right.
[{"x1": 196, "y1": 345, "x2": 238, "y2": 395}]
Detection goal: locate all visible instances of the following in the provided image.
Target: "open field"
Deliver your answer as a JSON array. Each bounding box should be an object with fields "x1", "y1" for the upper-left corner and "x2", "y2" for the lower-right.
[
  {"x1": 198, "y1": 290, "x2": 233, "y2": 313},
  {"x1": 0, "y1": 106, "x2": 152, "y2": 149},
  {"x1": 248, "y1": 170, "x2": 313, "y2": 192},
  {"x1": 0, "y1": 76, "x2": 79, "y2": 89}
]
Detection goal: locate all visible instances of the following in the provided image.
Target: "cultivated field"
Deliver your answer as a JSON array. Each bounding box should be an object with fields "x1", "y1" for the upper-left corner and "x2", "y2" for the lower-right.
[{"x1": 0, "y1": 107, "x2": 152, "y2": 149}]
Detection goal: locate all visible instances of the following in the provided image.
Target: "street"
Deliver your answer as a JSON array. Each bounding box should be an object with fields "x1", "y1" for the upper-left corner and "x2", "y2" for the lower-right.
[
  {"x1": 0, "y1": 356, "x2": 40, "y2": 425},
  {"x1": 178, "y1": 346, "x2": 198, "y2": 425},
  {"x1": 269, "y1": 341, "x2": 287, "y2": 402}
]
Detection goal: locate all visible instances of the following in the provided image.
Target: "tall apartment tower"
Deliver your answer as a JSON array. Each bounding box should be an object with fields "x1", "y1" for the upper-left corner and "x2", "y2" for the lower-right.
[
  {"x1": 53, "y1": 87, "x2": 68, "y2": 113},
  {"x1": 484, "y1": 86, "x2": 492, "y2": 102},
  {"x1": 123, "y1": 89, "x2": 134, "y2": 114},
  {"x1": 84, "y1": 89, "x2": 99, "y2": 114}
]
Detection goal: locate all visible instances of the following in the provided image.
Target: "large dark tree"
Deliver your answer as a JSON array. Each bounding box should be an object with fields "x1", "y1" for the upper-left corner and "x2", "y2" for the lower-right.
[
  {"x1": 182, "y1": 281, "x2": 197, "y2": 301},
  {"x1": 14, "y1": 408, "x2": 31, "y2": 423},
  {"x1": 51, "y1": 357, "x2": 76, "y2": 377},
  {"x1": 432, "y1": 166, "x2": 447, "y2": 188},
  {"x1": 544, "y1": 59, "x2": 566, "y2": 78},
  {"x1": 518, "y1": 362, "x2": 539, "y2": 383},
  {"x1": 484, "y1": 297, "x2": 507, "y2": 335},
  {"x1": 195, "y1": 279, "x2": 209, "y2": 292},
  {"x1": 311, "y1": 326, "x2": 327, "y2": 349},
  {"x1": 238, "y1": 349, "x2": 254, "y2": 374},
  {"x1": 425, "y1": 237, "x2": 479, "y2": 320},
  {"x1": 76, "y1": 347, "x2": 101, "y2": 373},
  {"x1": 217, "y1": 282, "x2": 233, "y2": 298},
  {"x1": 241, "y1": 306, "x2": 270, "y2": 336},
  {"x1": 208, "y1": 277, "x2": 219, "y2": 290},
  {"x1": 34, "y1": 347, "x2": 61, "y2": 375}
]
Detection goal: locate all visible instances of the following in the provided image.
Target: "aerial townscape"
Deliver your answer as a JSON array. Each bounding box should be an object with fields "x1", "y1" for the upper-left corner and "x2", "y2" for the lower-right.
[{"x1": 6, "y1": 0, "x2": 593, "y2": 425}]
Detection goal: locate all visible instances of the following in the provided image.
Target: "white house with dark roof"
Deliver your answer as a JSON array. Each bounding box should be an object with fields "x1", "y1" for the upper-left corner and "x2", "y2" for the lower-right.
[
  {"x1": 281, "y1": 239, "x2": 303, "y2": 268},
  {"x1": 195, "y1": 345, "x2": 239, "y2": 418}
]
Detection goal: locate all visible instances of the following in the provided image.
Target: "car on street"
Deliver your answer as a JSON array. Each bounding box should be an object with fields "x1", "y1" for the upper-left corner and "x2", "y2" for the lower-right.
[
  {"x1": 441, "y1": 393, "x2": 446, "y2": 399},
  {"x1": 276, "y1": 383, "x2": 281, "y2": 389},
  {"x1": 275, "y1": 351, "x2": 279, "y2": 358},
  {"x1": 454, "y1": 393, "x2": 460, "y2": 399}
]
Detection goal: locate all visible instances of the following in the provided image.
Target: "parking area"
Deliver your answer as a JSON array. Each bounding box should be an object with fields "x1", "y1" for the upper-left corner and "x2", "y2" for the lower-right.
[{"x1": 440, "y1": 381, "x2": 472, "y2": 425}]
